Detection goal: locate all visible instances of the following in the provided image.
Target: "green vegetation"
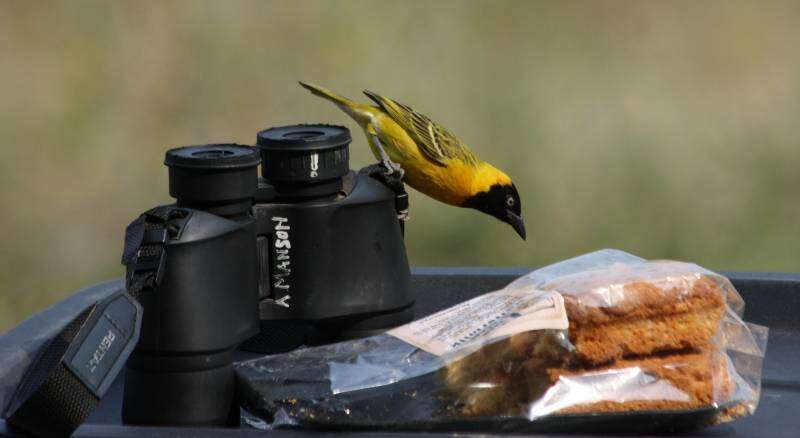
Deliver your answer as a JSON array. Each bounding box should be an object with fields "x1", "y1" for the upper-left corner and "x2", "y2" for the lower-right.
[{"x1": 1, "y1": 1, "x2": 799, "y2": 332}]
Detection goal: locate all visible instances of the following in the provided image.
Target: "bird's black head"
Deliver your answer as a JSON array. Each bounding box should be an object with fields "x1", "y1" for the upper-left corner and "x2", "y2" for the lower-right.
[{"x1": 462, "y1": 183, "x2": 526, "y2": 239}]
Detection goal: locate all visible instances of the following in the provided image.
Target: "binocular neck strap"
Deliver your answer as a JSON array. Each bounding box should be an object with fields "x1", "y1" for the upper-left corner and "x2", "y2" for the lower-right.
[{"x1": 6, "y1": 291, "x2": 142, "y2": 437}]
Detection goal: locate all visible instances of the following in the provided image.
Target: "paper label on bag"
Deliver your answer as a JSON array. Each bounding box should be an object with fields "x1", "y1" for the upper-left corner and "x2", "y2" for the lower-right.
[{"x1": 389, "y1": 289, "x2": 568, "y2": 356}]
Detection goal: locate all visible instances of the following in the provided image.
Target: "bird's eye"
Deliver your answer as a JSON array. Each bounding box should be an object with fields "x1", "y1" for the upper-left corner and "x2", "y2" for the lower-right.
[{"x1": 506, "y1": 196, "x2": 515, "y2": 207}]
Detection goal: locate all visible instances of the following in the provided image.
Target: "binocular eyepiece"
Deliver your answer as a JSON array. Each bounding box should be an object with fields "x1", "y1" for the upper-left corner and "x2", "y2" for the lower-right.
[
  {"x1": 165, "y1": 144, "x2": 261, "y2": 217},
  {"x1": 257, "y1": 124, "x2": 350, "y2": 199},
  {"x1": 122, "y1": 124, "x2": 413, "y2": 427},
  {"x1": 165, "y1": 124, "x2": 352, "y2": 213}
]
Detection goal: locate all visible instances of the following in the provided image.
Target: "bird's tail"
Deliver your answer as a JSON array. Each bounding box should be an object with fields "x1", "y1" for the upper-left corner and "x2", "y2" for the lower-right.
[
  {"x1": 298, "y1": 81, "x2": 356, "y2": 107},
  {"x1": 299, "y1": 81, "x2": 374, "y2": 126}
]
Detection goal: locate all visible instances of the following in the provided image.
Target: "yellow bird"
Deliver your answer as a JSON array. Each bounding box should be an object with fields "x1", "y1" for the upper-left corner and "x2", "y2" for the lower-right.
[{"x1": 299, "y1": 82, "x2": 525, "y2": 239}]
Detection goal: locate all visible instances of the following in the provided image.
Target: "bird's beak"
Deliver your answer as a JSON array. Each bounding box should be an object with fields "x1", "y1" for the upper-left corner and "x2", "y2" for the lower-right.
[{"x1": 506, "y1": 211, "x2": 526, "y2": 240}]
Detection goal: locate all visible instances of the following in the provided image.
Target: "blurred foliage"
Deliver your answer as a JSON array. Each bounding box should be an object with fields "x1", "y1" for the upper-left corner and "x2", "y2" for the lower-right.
[{"x1": 1, "y1": 0, "x2": 799, "y2": 332}]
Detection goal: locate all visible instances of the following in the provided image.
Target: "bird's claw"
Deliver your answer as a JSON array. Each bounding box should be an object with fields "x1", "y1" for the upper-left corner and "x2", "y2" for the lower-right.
[
  {"x1": 382, "y1": 159, "x2": 405, "y2": 179},
  {"x1": 360, "y1": 162, "x2": 409, "y2": 222},
  {"x1": 360, "y1": 162, "x2": 404, "y2": 192}
]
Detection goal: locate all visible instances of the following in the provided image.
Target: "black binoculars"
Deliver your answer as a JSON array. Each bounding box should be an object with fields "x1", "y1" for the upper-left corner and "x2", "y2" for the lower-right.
[{"x1": 121, "y1": 124, "x2": 413, "y2": 426}]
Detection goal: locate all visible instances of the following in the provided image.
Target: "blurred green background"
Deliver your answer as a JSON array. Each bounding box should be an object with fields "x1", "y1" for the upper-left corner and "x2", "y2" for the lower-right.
[{"x1": 1, "y1": 0, "x2": 798, "y2": 332}]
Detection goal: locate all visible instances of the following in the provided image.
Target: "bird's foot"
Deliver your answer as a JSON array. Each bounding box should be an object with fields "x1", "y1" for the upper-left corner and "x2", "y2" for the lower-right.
[
  {"x1": 359, "y1": 162, "x2": 409, "y2": 223},
  {"x1": 382, "y1": 159, "x2": 405, "y2": 179},
  {"x1": 360, "y1": 163, "x2": 404, "y2": 192}
]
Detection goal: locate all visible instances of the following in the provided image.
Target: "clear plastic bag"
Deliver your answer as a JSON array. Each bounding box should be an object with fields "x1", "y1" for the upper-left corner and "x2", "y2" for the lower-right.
[{"x1": 235, "y1": 250, "x2": 767, "y2": 432}]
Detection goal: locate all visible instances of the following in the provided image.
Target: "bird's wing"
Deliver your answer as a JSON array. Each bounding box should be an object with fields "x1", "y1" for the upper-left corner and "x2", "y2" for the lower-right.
[{"x1": 363, "y1": 90, "x2": 478, "y2": 167}]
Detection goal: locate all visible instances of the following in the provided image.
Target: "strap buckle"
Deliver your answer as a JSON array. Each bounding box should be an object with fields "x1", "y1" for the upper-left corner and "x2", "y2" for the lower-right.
[
  {"x1": 126, "y1": 226, "x2": 170, "y2": 288},
  {"x1": 128, "y1": 248, "x2": 167, "y2": 286}
]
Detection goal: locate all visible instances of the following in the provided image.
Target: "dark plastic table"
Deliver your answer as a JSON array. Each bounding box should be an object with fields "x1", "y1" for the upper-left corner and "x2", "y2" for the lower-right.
[{"x1": 1, "y1": 268, "x2": 798, "y2": 437}]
